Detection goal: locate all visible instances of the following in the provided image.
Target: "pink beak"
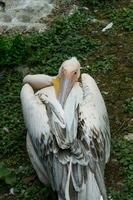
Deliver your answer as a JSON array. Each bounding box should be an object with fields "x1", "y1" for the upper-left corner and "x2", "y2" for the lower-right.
[{"x1": 58, "y1": 76, "x2": 74, "y2": 107}]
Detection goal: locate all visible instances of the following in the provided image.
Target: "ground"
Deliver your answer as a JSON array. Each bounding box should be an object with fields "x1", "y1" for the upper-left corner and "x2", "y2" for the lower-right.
[{"x1": 0, "y1": 0, "x2": 133, "y2": 199}]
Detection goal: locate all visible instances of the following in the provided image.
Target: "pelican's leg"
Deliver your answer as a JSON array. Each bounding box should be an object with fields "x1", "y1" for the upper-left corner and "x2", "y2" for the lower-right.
[{"x1": 26, "y1": 134, "x2": 49, "y2": 185}]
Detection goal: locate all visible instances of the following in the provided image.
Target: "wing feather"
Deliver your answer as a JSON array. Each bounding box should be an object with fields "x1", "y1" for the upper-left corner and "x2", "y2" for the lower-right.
[
  {"x1": 23, "y1": 74, "x2": 53, "y2": 90},
  {"x1": 20, "y1": 83, "x2": 68, "y2": 191},
  {"x1": 79, "y1": 73, "x2": 110, "y2": 163},
  {"x1": 77, "y1": 73, "x2": 111, "y2": 200},
  {"x1": 20, "y1": 84, "x2": 51, "y2": 146}
]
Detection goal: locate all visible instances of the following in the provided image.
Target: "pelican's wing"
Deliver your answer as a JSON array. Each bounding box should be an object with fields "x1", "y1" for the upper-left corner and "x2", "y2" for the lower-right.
[
  {"x1": 21, "y1": 84, "x2": 68, "y2": 190},
  {"x1": 79, "y1": 73, "x2": 110, "y2": 163},
  {"x1": 77, "y1": 73, "x2": 110, "y2": 199},
  {"x1": 21, "y1": 84, "x2": 53, "y2": 160},
  {"x1": 23, "y1": 74, "x2": 53, "y2": 90},
  {"x1": 21, "y1": 83, "x2": 66, "y2": 150},
  {"x1": 21, "y1": 84, "x2": 58, "y2": 186}
]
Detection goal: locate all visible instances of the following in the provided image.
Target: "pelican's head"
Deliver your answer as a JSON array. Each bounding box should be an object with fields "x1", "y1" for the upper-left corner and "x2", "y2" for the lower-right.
[{"x1": 52, "y1": 57, "x2": 80, "y2": 106}]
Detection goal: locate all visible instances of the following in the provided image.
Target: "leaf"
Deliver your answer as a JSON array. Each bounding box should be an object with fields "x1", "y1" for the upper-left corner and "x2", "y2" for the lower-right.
[
  {"x1": 0, "y1": 163, "x2": 10, "y2": 178},
  {"x1": 5, "y1": 173, "x2": 16, "y2": 185},
  {"x1": 0, "y1": 162, "x2": 16, "y2": 185}
]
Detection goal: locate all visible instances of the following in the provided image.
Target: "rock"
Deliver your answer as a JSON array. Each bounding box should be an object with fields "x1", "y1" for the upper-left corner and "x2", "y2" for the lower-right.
[
  {"x1": 82, "y1": 7, "x2": 89, "y2": 11},
  {"x1": 87, "y1": 17, "x2": 109, "y2": 26},
  {"x1": 102, "y1": 22, "x2": 113, "y2": 32},
  {"x1": 68, "y1": 5, "x2": 78, "y2": 16},
  {"x1": 116, "y1": 181, "x2": 124, "y2": 188},
  {"x1": 131, "y1": 118, "x2": 133, "y2": 123},
  {"x1": 23, "y1": 175, "x2": 36, "y2": 184},
  {"x1": 111, "y1": 158, "x2": 118, "y2": 163},
  {"x1": 3, "y1": 127, "x2": 9, "y2": 133},
  {"x1": 0, "y1": 0, "x2": 54, "y2": 33},
  {"x1": 16, "y1": 15, "x2": 31, "y2": 23},
  {"x1": 0, "y1": 26, "x2": 4, "y2": 33},
  {"x1": 124, "y1": 133, "x2": 133, "y2": 141},
  {"x1": 15, "y1": 65, "x2": 30, "y2": 76},
  {"x1": 102, "y1": 91, "x2": 109, "y2": 95},
  {"x1": 9, "y1": 188, "x2": 15, "y2": 195},
  {"x1": 0, "y1": 14, "x2": 12, "y2": 22},
  {"x1": 108, "y1": 195, "x2": 113, "y2": 200}
]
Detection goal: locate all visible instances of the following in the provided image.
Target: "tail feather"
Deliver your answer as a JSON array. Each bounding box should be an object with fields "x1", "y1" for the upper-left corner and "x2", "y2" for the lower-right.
[
  {"x1": 78, "y1": 170, "x2": 102, "y2": 200},
  {"x1": 57, "y1": 166, "x2": 104, "y2": 200}
]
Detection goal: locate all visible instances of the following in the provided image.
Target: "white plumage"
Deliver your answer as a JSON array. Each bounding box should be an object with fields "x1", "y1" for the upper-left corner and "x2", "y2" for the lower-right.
[{"x1": 21, "y1": 58, "x2": 110, "y2": 200}]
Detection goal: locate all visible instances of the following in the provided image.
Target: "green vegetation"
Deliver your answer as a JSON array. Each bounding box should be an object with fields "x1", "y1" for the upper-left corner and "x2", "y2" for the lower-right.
[
  {"x1": 0, "y1": 11, "x2": 98, "y2": 72},
  {"x1": 77, "y1": 0, "x2": 116, "y2": 6},
  {"x1": 0, "y1": 0, "x2": 133, "y2": 199},
  {"x1": 111, "y1": 7, "x2": 133, "y2": 31},
  {"x1": 108, "y1": 139, "x2": 133, "y2": 200},
  {"x1": 86, "y1": 55, "x2": 117, "y2": 74},
  {"x1": 123, "y1": 98, "x2": 133, "y2": 114},
  {"x1": 0, "y1": 163, "x2": 16, "y2": 185},
  {"x1": 0, "y1": 35, "x2": 28, "y2": 68}
]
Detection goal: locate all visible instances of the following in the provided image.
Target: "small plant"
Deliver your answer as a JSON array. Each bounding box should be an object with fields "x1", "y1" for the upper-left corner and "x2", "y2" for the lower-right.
[
  {"x1": 0, "y1": 162, "x2": 16, "y2": 185},
  {"x1": 0, "y1": 10, "x2": 99, "y2": 72},
  {"x1": 8, "y1": 35, "x2": 28, "y2": 66},
  {"x1": 86, "y1": 55, "x2": 117, "y2": 74},
  {"x1": 111, "y1": 8, "x2": 133, "y2": 31},
  {"x1": 108, "y1": 139, "x2": 133, "y2": 200},
  {"x1": 77, "y1": 0, "x2": 114, "y2": 6},
  {"x1": 0, "y1": 35, "x2": 28, "y2": 69},
  {"x1": 123, "y1": 97, "x2": 133, "y2": 114}
]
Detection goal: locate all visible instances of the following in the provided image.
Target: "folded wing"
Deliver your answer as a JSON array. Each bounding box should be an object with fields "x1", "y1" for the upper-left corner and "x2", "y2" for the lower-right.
[{"x1": 77, "y1": 73, "x2": 110, "y2": 200}]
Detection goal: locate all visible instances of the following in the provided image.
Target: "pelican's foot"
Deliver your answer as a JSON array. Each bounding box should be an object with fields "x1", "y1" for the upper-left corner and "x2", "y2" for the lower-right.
[{"x1": 38, "y1": 93, "x2": 49, "y2": 104}]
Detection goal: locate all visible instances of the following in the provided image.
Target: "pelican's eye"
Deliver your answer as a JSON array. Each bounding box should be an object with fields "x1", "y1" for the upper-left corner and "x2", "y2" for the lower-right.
[{"x1": 74, "y1": 71, "x2": 77, "y2": 75}]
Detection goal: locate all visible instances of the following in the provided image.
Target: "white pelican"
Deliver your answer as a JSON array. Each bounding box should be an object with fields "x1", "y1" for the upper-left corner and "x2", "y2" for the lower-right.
[{"x1": 21, "y1": 57, "x2": 110, "y2": 200}]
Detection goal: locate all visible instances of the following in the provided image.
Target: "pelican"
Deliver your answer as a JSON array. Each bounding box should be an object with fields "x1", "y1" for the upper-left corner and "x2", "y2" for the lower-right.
[{"x1": 21, "y1": 57, "x2": 110, "y2": 200}]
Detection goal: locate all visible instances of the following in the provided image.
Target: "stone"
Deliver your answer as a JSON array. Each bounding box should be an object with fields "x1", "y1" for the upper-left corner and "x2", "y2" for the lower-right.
[
  {"x1": 124, "y1": 133, "x2": 133, "y2": 141},
  {"x1": 15, "y1": 65, "x2": 30, "y2": 76},
  {"x1": 3, "y1": 127, "x2": 9, "y2": 133}
]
